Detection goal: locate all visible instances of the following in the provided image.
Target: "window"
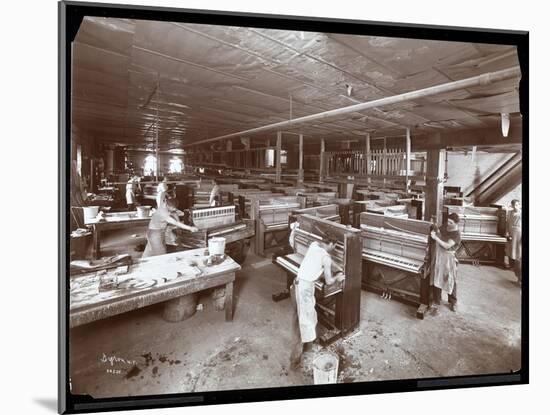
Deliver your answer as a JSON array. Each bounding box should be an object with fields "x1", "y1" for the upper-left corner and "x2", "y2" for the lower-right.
[
  {"x1": 143, "y1": 155, "x2": 157, "y2": 176},
  {"x1": 169, "y1": 157, "x2": 183, "y2": 174},
  {"x1": 266, "y1": 149, "x2": 287, "y2": 167},
  {"x1": 281, "y1": 150, "x2": 288, "y2": 165},
  {"x1": 266, "y1": 149, "x2": 275, "y2": 167}
]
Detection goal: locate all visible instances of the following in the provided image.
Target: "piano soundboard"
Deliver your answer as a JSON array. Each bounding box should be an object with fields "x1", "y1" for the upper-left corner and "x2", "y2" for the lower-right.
[
  {"x1": 291, "y1": 204, "x2": 341, "y2": 222},
  {"x1": 174, "y1": 206, "x2": 255, "y2": 262},
  {"x1": 360, "y1": 212, "x2": 433, "y2": 319},
  {"x1": 296, "y1": 191, "x2": 338, "y2": 208},
  {"x1": 192, "y1": 206, "x2": 236, "y2": 230}
]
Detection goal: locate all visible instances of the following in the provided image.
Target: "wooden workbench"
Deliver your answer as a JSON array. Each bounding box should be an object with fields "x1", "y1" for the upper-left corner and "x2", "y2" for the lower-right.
[{"x1": 69, "y1": 249, "x2": 240, "y2": 327}]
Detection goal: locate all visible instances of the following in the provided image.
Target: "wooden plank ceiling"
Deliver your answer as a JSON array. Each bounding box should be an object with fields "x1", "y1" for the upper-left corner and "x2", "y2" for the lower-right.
[{"x1": 72, "y1": 17, "x2": 521, "y2": 152}]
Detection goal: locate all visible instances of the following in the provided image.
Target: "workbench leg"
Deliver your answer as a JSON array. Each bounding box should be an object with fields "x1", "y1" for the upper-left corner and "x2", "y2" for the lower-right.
[
  {"x1": 225, "y1": 280, "x2": 234, "y2": 322},
  {"x1": 93, "y1": 227, "x2": 101, "y2": 259}
]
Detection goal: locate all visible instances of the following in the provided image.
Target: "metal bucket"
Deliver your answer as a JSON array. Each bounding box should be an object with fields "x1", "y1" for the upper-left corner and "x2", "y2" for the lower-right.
[
  {"x1": 208, "y1": 237, "x2": 226, "y2": 256},
  {"x1": 313, "y1": 352, "x2": 339, "y2": 384},
  {"x1": 82, "y1": 206, "x2": 100, "y2": 222}
]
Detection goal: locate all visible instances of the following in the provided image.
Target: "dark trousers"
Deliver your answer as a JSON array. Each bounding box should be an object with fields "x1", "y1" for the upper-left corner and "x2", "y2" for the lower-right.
[{"x1": 433, "y1": 283, "x2": 457, "y2": 305}]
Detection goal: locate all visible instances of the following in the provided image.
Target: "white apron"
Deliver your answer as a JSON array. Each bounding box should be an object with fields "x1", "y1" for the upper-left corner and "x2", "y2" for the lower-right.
[
  {"x1": 126, "y1": 181, "x2": 136, "y2": 205},
  {"x1": 126, "y1": 190, "x2": 136, "y2": 205},
  {"x1": 294, "y1": 279, "x2": 317, "y2": 343},
  {"x1": 507, "y1": 211, "x2": 522, "y2": 260},
  {"x1": 433, "y1": 244, "x2": 458, "y2": 295}
]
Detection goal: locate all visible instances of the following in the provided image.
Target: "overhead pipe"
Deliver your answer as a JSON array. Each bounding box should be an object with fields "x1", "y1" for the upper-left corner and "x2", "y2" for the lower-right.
[{"x1": 182, "y1": 66, "x2": 521, "y2": 148}]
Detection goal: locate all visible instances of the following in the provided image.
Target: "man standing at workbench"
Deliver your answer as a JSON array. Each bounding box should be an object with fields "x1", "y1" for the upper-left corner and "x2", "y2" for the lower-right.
[{"x1": 289, "y1": 235, "x2": 344, "y2": 369}]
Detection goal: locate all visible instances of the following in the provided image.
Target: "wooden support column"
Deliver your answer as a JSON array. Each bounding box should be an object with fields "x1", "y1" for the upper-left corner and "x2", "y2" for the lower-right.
[
  {"x1": 405, "y1": 128, "x2": 411, "y2": 193},
  {"x1": 155, "y1": 78, "x2": 160, "y2": 180},
  {"x1": 365, "y1": 133, "x2": 370, "y2": 183},
  {"x1": 319, "y1": 138, "x2": 325, "y2": 182},
  {"x1": 226, "y1": 140, "x2": 232, "y2": 168},
  {"x1": 425, "y1": 145, "x2": 446, "y2": 224},
  {"x1": 298, "y1": 134, "x2": 304, "y2": 184},
  {"x1": 241, "y1": 137, "x2": 250, "y2": 175},
  {"x1": 276, "y1": 131, "x2": 282, "y2": 183}
]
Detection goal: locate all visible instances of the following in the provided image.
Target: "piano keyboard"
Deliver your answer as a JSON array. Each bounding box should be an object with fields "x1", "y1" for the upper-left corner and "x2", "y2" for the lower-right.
[
  {"x1": 275, "y1": 254, "x2": 343, "y2": 297},
  {"x1": 265, "y1": 222, "x2": 289, "y2": 230},
  {"x1": 362, "y1": 249, "x2": 424, "y2": 273},
  {"x1": 208, "y1": 222, "x2": 247, "y2": 237},
  {"x1": 461, "y1": 233, "x2": 507, "y2": 243}
]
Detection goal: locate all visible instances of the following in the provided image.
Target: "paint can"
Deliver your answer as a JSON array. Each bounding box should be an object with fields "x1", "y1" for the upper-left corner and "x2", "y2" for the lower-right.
[
  {"x1": 83, "y1": 206, "x2": 100, "y2": 222},
  {"x1": 208, "y1": 237, "x2": 226, "y2": 256},
  {"x1": 313, "y1": 352, "x2": 339, "y2": 384}
]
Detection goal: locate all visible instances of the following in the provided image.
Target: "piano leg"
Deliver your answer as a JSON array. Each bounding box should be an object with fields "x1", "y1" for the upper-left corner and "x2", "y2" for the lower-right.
[
  {"x1": 496, "y1": 243, "x2": 506, "y2": 268},
  {"x1": 416, "y1": 304, "x2": 428, "y2": 319},
  {"x1": 272, "y1": 272, "x2": 293, "y2": 302}
]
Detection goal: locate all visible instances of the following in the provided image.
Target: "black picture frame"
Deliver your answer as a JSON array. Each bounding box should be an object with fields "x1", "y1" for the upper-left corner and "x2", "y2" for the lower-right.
[{"x1": 59, "y1": 1, "x2": 529, "y2": 413}]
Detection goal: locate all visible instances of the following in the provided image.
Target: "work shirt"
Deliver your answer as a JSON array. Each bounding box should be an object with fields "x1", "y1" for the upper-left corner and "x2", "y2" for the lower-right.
[
  {"x1": 148, "y1": 207, "x2": 172, "y2": 231},
  {"x1": 156, "y1": 182, "x2": 167, "y2": 208},
  {"x1": 440, "y1": 228, "x2": 461, "y2": 252},
  {"x1": 297, "y1": 241, "x2": 332, "y2": 282}
]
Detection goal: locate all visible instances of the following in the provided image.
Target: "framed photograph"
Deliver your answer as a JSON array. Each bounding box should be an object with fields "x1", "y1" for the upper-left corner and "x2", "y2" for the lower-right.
[{"x1": 59, "y1": 1, "x2": 528, "y2": 413}]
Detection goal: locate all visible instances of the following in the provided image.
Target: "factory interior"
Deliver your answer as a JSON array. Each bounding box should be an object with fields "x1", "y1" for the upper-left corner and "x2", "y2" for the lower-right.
[{"x1": 68, "y1": 16, "x2": 524, "y2": 397}]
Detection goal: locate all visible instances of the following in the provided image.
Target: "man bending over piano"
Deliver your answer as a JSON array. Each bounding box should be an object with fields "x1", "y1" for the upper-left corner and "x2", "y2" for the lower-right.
[{"x1": 289, "y1": 235, "x2": 345, "y2": 369}]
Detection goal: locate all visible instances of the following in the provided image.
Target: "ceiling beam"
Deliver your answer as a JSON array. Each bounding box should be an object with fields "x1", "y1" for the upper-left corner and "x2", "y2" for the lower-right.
[
  {"x1": 182, "y1": 66, "x2": 521, "y2": 148},
  {"x1": 411, "y1": 117, "x2": 522, "y2": 150}
]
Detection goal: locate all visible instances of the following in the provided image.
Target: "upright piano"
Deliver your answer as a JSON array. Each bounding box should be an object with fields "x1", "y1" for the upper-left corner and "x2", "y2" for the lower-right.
[
  {"x1": 274, "y1": 214, "x2": 362, "y2": 344},
  {"x1": 360, "y1": 212, "x2": 433, "y2": 319},
  {"x1": 230, "y1": 189, "x2": 282, "y2": 218},
  {"x1": 174, "y1": 205, "x2": 255, "y2": 264},
  {"x1": 443, "y1": 205, "x2": 507, "y2": 266},
  {"x1": 252, "y1": 197, "x2": 301, "y2": 256}
]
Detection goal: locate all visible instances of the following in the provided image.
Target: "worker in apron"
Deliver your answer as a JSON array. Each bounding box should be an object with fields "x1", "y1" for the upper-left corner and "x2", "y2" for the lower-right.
[
  {"x1": 142, "y1": 198, "x2": 198, "y2": 258},
  {"x1": 126, "y1": 175, "x2": 140, "y2": 211},
  {"x1": 289, "y1": 235, "x2": 344, "y2": 369},
  {"x1": 506, "y1": 199, "x2": 522, "y2": 284},
  {"x1": 209, "y1": 180, "x2": 221, "y2": 207},
  {"x1": 431, "y1": 212, "x2": 462, "y2": 312}
]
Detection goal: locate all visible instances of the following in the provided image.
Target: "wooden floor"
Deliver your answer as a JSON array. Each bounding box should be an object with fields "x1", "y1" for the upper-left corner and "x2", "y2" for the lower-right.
[{"x1": 69, "y1": 228, "x2": 522, "y2": 397}]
